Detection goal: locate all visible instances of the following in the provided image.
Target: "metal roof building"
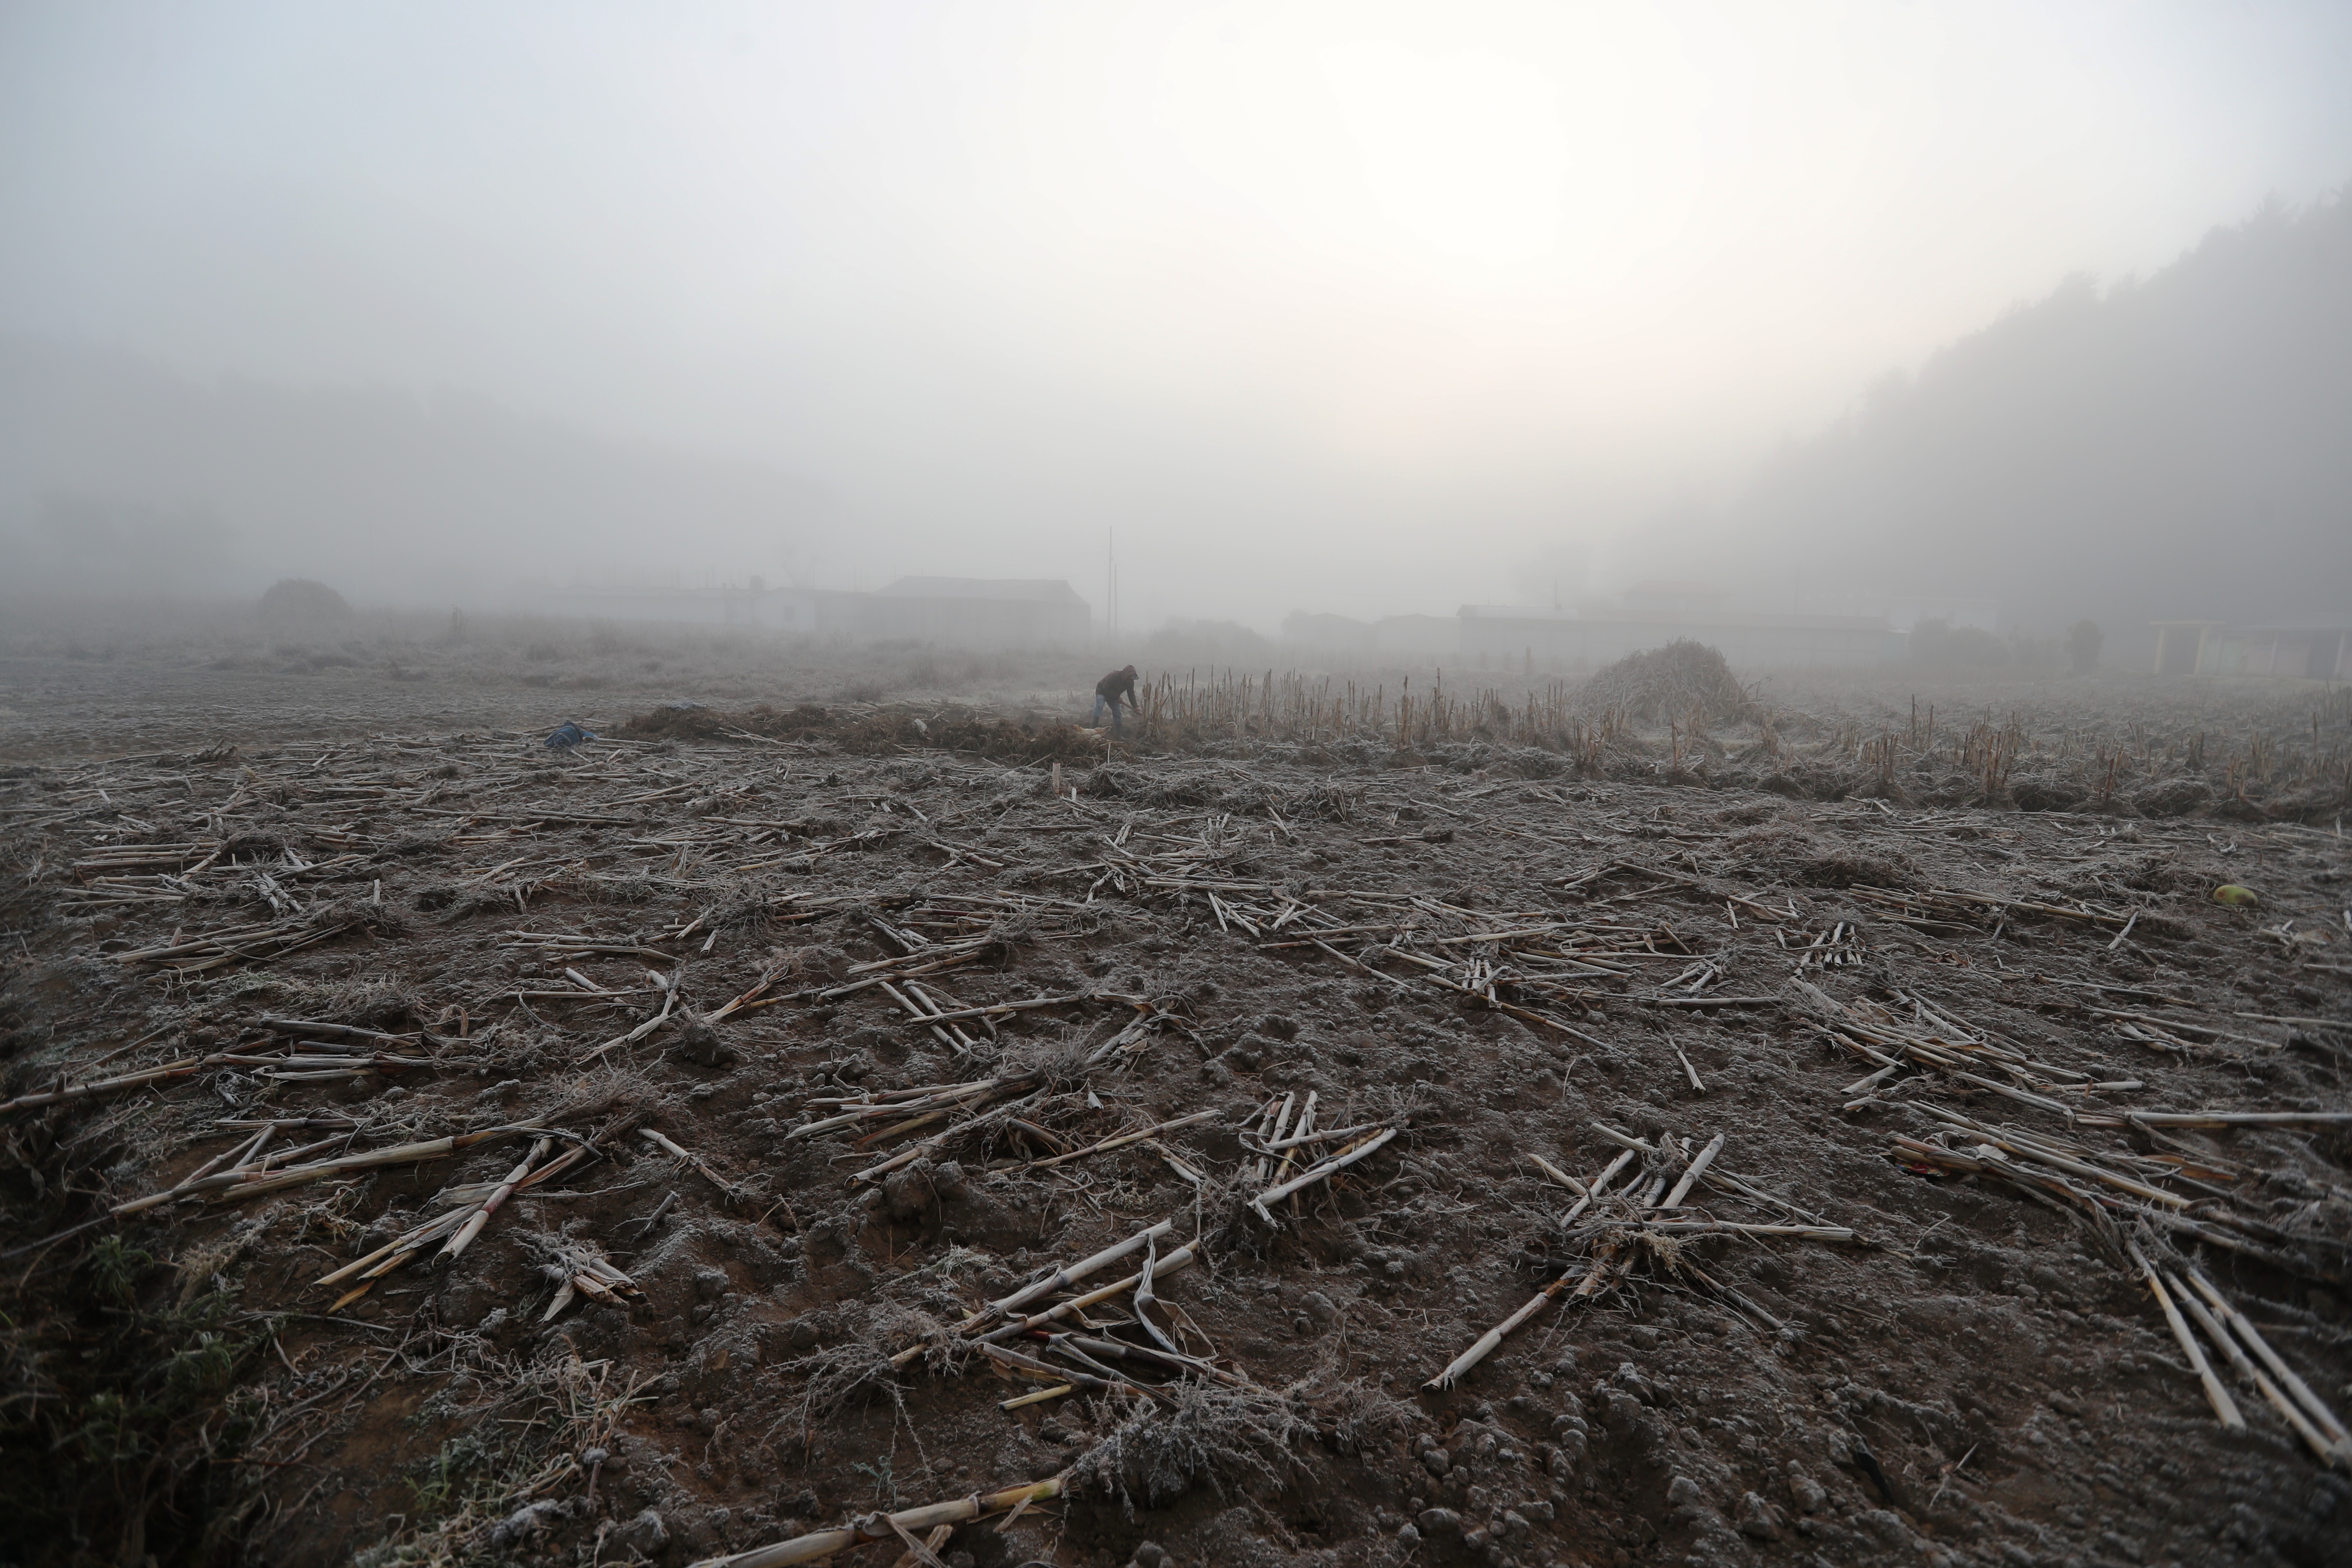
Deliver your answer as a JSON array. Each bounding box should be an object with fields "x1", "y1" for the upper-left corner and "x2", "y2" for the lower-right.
[{"x1": 2152, "y1": 619, "x2": 2352, "y2": 679}]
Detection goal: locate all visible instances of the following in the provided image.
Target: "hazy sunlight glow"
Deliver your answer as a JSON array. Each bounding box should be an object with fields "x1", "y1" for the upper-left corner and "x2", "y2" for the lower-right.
[
  {"x1": 0, "y1": 0, "x2": 2346, "y2": 622},
  {"x1": 1320, "y1": 43, "x2": 1571, "y2": 269}
]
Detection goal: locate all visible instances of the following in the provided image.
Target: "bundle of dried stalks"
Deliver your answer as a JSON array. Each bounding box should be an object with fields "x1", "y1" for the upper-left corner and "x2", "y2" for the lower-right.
[{"x1": 1578, "y1": 639, "x2": 1754, "y2": 724}]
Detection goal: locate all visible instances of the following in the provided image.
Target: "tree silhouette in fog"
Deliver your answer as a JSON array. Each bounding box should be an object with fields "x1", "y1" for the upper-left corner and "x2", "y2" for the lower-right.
[{"x1": 1724, "y1": 192, "x2": 2352, "y2": 634}]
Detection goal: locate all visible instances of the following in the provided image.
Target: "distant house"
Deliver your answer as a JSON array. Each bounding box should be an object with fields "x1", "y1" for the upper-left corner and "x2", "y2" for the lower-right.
[
  {"x1": 859, "y1": 578, "x2": 1091, "y2": 648},
  {"x1": 2152, "y1": 619, "x2": 2352, "y2": 678}
]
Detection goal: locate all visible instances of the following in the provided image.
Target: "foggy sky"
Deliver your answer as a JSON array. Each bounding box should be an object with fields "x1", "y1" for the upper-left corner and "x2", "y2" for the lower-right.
[{"x1": 3, "y1": 2, "x2": 2349, "y2": 628}]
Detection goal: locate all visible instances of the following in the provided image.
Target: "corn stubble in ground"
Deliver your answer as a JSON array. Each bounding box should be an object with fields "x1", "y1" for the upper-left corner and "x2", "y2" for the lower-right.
[{"x1": 0, "y1": 641, "x2": 2349, "y2": 1568}]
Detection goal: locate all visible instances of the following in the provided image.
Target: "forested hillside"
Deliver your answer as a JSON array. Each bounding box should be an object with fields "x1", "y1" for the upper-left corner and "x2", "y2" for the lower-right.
[{"x1": 1719, "y1": 193, "x2": 2352, "y2": 634}]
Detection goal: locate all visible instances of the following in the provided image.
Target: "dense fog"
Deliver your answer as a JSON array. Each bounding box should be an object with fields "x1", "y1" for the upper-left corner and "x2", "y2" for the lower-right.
[
  {"x1": 1694, "y1": 196, "x2": 2352, "y2": 635},
  {"x1": 0, "y1": 337, "x2": 832, "y2": 600},
  {"x1": 2, "y1": 3, "x2": 2348, "y2": 641}
]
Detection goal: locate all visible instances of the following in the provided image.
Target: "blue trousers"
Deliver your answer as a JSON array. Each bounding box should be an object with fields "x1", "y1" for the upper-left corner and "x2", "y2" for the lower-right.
[{"x1": 1091, "y1": 693, "x2": 1128, "y2": 735}]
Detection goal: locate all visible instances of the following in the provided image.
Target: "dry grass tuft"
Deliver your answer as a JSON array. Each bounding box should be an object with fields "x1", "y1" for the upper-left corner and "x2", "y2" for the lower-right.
[
  {"x1": 1305, "y1": 1377, "x2": 1420, "y2": 1456},
  {"x1": 1000, "y1": 1033, "x2": 1093, "y2": 1092},
  {"x1": 1073, "y1": 1381, "x2": 1311, "y2": 1510},
  {"x1": 776, "y1": 1300, "x2": 945, "y2": 1431},
  {"x1": 979, "y1": 909, "x2": 1040, "y2": 963}
]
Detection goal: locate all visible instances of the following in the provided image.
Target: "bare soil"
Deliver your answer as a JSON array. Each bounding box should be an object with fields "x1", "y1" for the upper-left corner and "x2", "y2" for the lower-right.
[{"x1": 2, "y1": 644, "x2": 2349, "y2": 1568}]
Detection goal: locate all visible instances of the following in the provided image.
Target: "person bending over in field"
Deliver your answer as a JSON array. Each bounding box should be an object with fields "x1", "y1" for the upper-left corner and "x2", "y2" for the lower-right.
[{"x1": 1091, "y1": 665, "x2": 1139, "y2": 736}]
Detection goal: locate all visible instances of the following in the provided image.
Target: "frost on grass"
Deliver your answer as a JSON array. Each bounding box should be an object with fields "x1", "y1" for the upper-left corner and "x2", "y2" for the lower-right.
[
  {"x1": 1070, "y1": 1373, "x2": 1413, "y2": 1514},
  {"x1": 1075, "y1": 1383, "x2": 1311, "y2": 1511},
  {"x1": 768, "y1": 1298, "x2": 955, "y2": 1455}
]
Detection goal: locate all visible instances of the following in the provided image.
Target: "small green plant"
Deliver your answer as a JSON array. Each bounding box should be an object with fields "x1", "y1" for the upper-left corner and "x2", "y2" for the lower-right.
[
  {"x1": 71, "y1": 1389, "x2": 151, "y2": 1465},
  {"x1": 854, "y1": 1455, "x2": 900, "y2": 1507},
  {"x1": 88, "y1": 1234, "x2": 153, "y2": 1305},
  {"x1": 164, "y1": 1332, "x2": 237, "y2": 1403},
  {"x1": 407, "y1": 1434, "x2": 493, "y2": 1514}
]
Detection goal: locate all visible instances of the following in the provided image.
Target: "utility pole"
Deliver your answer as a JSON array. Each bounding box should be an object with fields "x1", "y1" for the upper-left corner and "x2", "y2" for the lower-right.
[{"x1": 1106, "y1": 529, "x2": 1118, "y2": 646}]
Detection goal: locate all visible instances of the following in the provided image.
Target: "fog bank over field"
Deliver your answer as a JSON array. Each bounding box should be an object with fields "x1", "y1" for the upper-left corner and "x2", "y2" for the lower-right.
[
  {"x1": 1684, "y1": 194, "x2": 2352, "y2": 635},
  {"x1": 1, "y1": 4, "x2": 2349, "y2": 634},
  {"x1": 0, "y1": 336, "x2": 831, "y2": 601},
  {"x1": 9, "y1": 191, "x2": 2347, "y2": 637}
]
